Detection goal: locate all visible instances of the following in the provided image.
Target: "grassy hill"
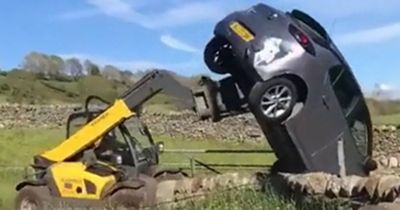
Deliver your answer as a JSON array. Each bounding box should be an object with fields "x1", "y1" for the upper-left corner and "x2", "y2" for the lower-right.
[{"x1": 0, "y1": 69, "x2": 199, "y2": 111}]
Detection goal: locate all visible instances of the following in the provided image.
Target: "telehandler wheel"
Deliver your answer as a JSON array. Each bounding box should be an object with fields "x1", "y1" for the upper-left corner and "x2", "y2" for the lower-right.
[
  {"x1": 14, "y1": 186, "x2": 48, "y2": 210},
  {"x1": 109, "y1": 189, "x2": 145, "y2": 210},
  {"x1": 154, "y1": 171, "x2": 188, "y2": 182}
]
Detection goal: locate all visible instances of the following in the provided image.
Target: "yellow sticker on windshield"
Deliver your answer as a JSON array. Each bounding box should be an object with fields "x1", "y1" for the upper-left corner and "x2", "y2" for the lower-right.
[{"x1": 230, "y1": 22, "x2": 254, "y2": 42}]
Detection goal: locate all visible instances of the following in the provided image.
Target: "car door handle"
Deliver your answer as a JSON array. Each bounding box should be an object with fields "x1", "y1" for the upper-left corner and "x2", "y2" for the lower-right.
[{"x1": 322, "y1": 95, "x2": 330, "y2": 110}]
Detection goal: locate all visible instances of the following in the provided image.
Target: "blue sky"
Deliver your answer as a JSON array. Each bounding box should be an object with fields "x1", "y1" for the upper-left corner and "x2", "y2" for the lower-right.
[{"x1": 0, "y1": 0, "x2": 400, "y2": 95}]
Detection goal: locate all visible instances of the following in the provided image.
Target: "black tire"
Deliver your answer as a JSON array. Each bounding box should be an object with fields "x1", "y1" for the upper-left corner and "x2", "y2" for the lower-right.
[
  {"x1": 249, "y1": 77, "x2": 298, "y2": 124},
  {"x1": 204, "y1": 36, "x2": 235, "y2": 75},
  {"x1": 14, "y1": 186, "x2": 46, "y2": 210},
  {"x1": 108, "y1": 189, "x2": 145, "y2": 210},
  {"x1": 154, "y1": 171, "x2": 188, "y2": 182}
]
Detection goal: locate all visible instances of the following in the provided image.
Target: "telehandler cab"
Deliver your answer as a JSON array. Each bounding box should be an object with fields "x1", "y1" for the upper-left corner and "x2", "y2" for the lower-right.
[{"x1": 14, "y1": 71, "x2": 192, "y2": 210}]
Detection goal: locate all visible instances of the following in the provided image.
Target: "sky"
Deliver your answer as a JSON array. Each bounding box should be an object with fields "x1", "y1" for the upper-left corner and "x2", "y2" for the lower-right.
[{"x1": 0, "y1": 0, "x2": 400, "y2": 96}]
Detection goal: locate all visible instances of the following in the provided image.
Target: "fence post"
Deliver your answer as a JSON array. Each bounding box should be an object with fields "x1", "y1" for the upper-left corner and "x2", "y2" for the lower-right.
[
  {"x1": 23, "y1": 167, "x2": 28, "y2": 179},
  {"x1": 190, "y1": 158, "x2": 196, "y2": 177}
]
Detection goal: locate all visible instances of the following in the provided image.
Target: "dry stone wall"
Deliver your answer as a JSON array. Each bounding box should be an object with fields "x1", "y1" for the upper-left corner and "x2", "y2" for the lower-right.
[
  {"x1": 2, "y1": 104, "x2": 400, "y2": 208},
  {"x1": 0, "y1": 104, "x2": 399, "y2": 156}
]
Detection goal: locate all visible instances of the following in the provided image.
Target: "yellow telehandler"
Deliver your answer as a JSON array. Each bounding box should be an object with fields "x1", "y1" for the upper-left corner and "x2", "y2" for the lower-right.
[{"x1": 14, "y1": 71, "x2": 193, "y2": 210}]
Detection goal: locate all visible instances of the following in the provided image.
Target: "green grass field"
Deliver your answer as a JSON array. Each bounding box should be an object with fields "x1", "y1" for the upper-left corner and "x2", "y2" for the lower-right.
[
  {"x1": 2, "y1": 109, "x2": 400, "y2": 210},
  {"x1": 373, "y1": 113, "x2": 400, "y2": 125},
  {"x1": 0, "y1": 128, "x2": 276, "y2": 210},
  {"x1": 1, "y1": 112, "x2": 400, "y2": 210},
  {"x1": 0, "y1": 113, "x2": 399, "y2": 209}
]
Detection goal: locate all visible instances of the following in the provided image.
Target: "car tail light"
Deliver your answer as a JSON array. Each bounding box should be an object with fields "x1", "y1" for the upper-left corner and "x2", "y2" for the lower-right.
[{"x1": 289, "y1": 24, "x2": 316, "y2": 55}]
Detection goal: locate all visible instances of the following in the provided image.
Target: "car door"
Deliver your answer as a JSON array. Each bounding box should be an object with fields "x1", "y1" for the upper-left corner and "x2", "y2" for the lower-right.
[
  {"x1": 327, "y1": 65, "x2": 372, "y2": 175},
  {"x1": 284, "y1": 69, "x2": 348, "y2": 175},
  {"x1": 286, "y1": 10, "x2": 370, "y2": 176}
]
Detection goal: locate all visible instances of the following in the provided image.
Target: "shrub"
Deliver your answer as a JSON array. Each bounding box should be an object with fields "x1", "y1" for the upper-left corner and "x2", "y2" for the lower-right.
[
  {"x1": 0, "y1": 83, "x2": 10, "y2": 92},
  {"x1": 5, "y1": 70, "x2": 38, "y2": 103},
  {"x1": 77, "y1": 76, "x2": 118, "y2": 102}
]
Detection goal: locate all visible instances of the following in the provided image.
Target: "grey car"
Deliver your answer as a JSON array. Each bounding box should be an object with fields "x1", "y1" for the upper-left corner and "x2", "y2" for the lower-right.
[{"x1": 194, "y1": 3, "x2": 374, "y2": 176}]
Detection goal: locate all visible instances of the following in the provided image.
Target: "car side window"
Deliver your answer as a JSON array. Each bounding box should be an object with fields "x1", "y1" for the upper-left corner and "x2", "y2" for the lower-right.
[
  {"x1": 329, "y1": 66, "x2": 361, "y2": 115},
  {"x1": 329, "y1": 66, "x2": 369, "y2": 157}
]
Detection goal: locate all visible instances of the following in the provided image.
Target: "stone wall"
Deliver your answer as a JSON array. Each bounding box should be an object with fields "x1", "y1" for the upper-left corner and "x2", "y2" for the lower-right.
[
  {"x1": 0, "y1": 104, "x2": 399, "y2": 156},
  {"x1": 2, "y1": 104, "x2": 400, "y2": 208}
]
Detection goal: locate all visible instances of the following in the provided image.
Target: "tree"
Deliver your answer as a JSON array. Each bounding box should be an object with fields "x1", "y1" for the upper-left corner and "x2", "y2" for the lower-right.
[
  {"x1": 22, "y1": 52, "x2": 49, "y2": 75},
  {"x1": 22, "y1": 52, "x2": 65, "y2": 79},
  {"x1": 84, "y1": 60, "x2": 100, "y2": 76},
  {"x1": 48, "y1": 55, "x2": 65, "y2": 77},
  {"x1": 65, "y1": 58, "x2": 83, "y2": 79},
  {"x1": 120, "y1": 70, "x2": 137, "y2": 84},
  {"x1": 102, "y1": 65, "x2": 122, "y2": 81}
]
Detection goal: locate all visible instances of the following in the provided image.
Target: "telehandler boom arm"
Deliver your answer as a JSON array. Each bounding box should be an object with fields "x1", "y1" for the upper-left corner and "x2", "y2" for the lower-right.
[{"x1": 37, "y1": 71, "x2": 194, "y2": 165}]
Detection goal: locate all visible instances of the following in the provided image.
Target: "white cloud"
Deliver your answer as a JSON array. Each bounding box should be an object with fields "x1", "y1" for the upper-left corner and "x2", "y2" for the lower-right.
[
  {"x1": 378, "y1": 84, "x2": 396, "y2": 92},
  {"x1": 60, "y1": 0, "x2": 239, "y2": 29},
  {"x1": 160, "y1": 34, "x2": 199, "y2": 53},
  {"x1": 148, "y1": 2, "x2": 227, "y2": 28},
  {"x1": 336, "y1": 23, "x2": 400, "y2": 46},
  {"x1": 86, "y1": 0, "x2": 141, "y2": 21},
  {"x1": 57, "y1": 9, "x2": 100, "y2": 20},
  {"x1": 369, "y1": 83, "x2": 400, "y2": 100}
]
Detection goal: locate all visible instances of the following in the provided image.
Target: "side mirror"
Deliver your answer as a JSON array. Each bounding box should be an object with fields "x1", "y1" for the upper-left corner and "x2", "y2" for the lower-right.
[{"x1": 157, "y1": 142, "x2": 165, "y2": 154}]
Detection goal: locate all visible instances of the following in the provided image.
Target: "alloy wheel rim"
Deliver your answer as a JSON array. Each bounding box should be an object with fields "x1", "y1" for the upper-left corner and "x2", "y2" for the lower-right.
[{"x1": 260, "y1": 84, "x2": 292, "y2": 118}]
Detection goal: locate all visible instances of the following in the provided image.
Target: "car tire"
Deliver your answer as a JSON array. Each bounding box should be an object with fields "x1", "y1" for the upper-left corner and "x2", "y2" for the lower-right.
[
  {"x1": 249, "y1": 77, "x2": 298, "y2": 124},
  {"x1": 204, "y1": 36, "x2": 235, "y2": 75}
]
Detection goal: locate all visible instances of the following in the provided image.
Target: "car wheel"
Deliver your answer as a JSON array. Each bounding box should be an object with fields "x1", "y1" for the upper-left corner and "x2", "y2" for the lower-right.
[
  {"x1": 15, "y1": 186, "x2": 46, "y2": 210},
  {"x1": 204, "y1": 36, "x2": 235, "y2": 75},
  {"x1": 249, "y1": 77, "x2": 298, "y2": 123}
]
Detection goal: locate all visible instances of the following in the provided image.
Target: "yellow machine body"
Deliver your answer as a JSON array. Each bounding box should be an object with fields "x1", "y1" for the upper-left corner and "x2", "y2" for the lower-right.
[
  {"x1": 49, "y1": 162, "x2": 116, "y2": 200},
  {"x1": 41, "y1": 99, "x2": 135, "y2": 162}
]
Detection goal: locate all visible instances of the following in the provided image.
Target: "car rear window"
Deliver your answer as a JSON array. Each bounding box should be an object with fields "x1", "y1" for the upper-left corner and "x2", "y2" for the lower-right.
[
  {"x1": 296, "y1": 20, "x2": 326, "y2": 42},
  {"x1": 288, "y1": 10, "x2": 329, "y2": 46}
]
